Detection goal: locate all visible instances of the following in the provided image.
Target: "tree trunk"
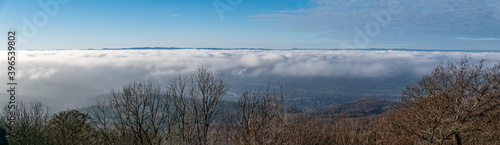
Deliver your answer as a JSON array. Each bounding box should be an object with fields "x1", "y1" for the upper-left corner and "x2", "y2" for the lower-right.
[{"x1": 455, "y1": 133, "x2": 462, "y2": 145}]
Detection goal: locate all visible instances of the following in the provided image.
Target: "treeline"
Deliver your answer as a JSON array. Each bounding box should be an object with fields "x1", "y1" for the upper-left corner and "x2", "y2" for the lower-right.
[{"x1": 1, "y1": 58, "x2": 500, "y2": 145}]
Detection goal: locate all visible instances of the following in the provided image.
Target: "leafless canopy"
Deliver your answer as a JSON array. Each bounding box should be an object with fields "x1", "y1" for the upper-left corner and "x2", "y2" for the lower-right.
[{"x1": 391, "y1": 58, "x2": 500, "y2": 144}]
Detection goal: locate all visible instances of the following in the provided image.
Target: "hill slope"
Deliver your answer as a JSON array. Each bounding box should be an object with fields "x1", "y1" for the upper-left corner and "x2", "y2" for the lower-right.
[{"x1": 312, "y1": 98, "x2": 397, "y2": 116}]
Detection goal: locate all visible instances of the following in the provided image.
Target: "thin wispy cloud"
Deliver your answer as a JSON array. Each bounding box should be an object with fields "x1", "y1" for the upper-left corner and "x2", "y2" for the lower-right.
[
  {"x1": 250, "y1": 0, "x2": 500, "y2": 49},
  {"x1": 456, "y1": 37, "x2": 500, "y2": 41},
  {"x1": 253, "y1": 0, "x2": 500, "y2": 35},
  {"x1": 171, "y1": 13, "x2": 183, "y2": 17}
]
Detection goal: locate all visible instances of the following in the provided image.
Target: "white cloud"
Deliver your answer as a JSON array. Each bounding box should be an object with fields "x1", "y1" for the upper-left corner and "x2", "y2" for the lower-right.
[
  {"x1": 240, "y1": 54, "x2": 261, "y2": 67},
  {"x1": 14, "y1": 49, "x2": 500, "y2": 79},
  {"x1": 2, "y1": 49, "x2": 499, "y2": 110},
  {"x1": 24, "y1": 67, "x2": 58, "y2": 80}
]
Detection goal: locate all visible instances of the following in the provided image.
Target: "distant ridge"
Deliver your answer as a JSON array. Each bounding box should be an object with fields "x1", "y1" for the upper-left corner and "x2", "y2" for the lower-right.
[
  {"x1": 100, "y1": 47, "x2": 271, "y2": 51},
  {"x1": 312, "y1": 98, "x2": 397, "y2": 116},
  {"x1": 100, "y1": 47, "x2": 500, "y2": 52},
  {"x1": 25, "y1": 47, "x2": 500, "y2": 52}
]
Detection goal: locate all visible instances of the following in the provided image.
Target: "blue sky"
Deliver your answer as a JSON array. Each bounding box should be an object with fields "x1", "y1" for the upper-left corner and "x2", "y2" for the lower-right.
[{"x1": 1, "y1": 0, "x2": 499, "y2": 50}]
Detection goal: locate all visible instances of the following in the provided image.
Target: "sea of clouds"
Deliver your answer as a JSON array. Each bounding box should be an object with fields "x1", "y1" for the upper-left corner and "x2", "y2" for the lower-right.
[{"x1": 1, "y1": 49, "x2": 499, "y2": 111}]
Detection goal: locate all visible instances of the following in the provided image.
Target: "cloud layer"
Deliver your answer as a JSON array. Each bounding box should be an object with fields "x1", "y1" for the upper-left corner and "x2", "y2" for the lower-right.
[{"x1": 1, "y1": 49, "x2": 499, "y2": 110}]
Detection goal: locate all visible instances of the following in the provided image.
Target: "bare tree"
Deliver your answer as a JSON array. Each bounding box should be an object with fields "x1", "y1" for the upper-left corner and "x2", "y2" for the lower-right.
[
  {"x1": 93, "y1": 80, "x2": 171, "y2": 145},
  {"x1": 91, "y1": 67, "x2": 227, "y2": 144},
  {"x1": 167, "y1": 74, "x2": 195, "y2": 143},
  {"x1": 229, "y1": 83, "x2": 289, "y2": 144},
  {"x1": 91, "y1": 99, "x2": 119, "y2": 144},
  {"x1": 232, "y1": 87, "x2": 275, "y2": 144},
  {"x1": 167, "y1": 67, "x2": 228, "y2": 144},
  {"x1": 0, "y1": 101, "x2": 50, "y2": 145},
  {"x1": 46, "y1": 109, "x2": 93, "y2": 145},
  {"x1": 389, "y1": 58, "x2": 500, "y2": 145},
  {"x1": 190, "y1": 67, "x2": 228, "y2": 145}
]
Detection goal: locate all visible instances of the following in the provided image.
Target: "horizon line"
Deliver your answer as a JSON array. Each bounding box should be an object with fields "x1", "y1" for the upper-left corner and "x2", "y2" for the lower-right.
[{"x1": 18, "y1": 47, "x2": 500, "y2": 53}]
